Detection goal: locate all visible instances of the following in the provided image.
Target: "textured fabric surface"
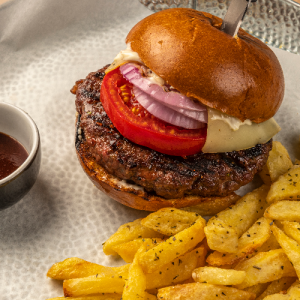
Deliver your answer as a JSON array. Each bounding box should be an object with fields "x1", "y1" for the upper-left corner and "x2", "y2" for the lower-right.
[{"x1": 0, "y1": 1, "x2": 299, "y2": 299}]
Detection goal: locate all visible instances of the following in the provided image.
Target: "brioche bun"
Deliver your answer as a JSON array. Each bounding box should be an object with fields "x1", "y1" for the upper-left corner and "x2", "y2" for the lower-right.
[
  {"x1": 126, "y1": 8, "x2": 284, "y2": 123},
  {"x1": 76, "y1": 142, "x2": 240, "y2": 212}
]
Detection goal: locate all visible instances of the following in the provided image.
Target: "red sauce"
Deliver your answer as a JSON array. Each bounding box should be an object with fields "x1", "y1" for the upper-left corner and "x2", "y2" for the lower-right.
[{"x1": 0, "y1": 132, "x2": 28, "y2": 180}]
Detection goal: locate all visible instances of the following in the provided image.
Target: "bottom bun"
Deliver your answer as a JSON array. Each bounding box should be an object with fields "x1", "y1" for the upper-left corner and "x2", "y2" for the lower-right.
[{"x1": 76, "y1": 143, "x2": 240, "y2": 213}]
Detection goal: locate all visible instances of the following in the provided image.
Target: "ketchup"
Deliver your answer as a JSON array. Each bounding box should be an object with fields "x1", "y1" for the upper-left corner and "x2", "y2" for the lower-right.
[{"x1": 0, "y1": 132, "x2": 28, "y2": 180}]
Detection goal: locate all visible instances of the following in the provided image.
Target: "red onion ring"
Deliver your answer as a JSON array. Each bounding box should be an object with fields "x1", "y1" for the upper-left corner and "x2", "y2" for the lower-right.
[
  {"x1": 133, "y1": 86, "x2": 205, "y2": 129},
  {"x1": 120, "y1": 63, "x2": 207, "y2": 114}
]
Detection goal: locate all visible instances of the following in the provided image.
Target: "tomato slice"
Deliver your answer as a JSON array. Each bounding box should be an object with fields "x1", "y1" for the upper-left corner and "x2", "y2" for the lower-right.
[{"x1": 100, "y1": 67, "x2": 207, "y2": 156}]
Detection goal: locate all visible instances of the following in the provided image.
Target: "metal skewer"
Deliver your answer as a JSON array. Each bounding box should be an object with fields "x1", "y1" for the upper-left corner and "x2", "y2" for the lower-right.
[{"x1": 221, "y1": 0, "x2": 257, "y2": 37}]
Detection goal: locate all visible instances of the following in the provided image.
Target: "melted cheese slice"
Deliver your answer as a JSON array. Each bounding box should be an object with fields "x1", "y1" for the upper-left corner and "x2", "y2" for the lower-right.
[{"x1": 202, "y1": 109, "x2": 281, "y2": 153}]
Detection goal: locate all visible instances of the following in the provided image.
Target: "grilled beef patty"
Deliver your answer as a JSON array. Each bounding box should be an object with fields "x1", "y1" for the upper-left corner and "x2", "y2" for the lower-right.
[{"x1": 73, "y1": 66, "x2": 272, "y2": 199}]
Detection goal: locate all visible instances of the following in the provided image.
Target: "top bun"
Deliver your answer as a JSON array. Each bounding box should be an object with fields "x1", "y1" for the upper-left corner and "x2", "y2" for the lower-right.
[{"x1": 126, "y1": 8, "x2": 284, "y2": 123}]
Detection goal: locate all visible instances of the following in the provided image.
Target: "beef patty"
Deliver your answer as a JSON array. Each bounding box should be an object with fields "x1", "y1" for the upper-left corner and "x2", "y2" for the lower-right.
[{"x1": 73, "y1": 65, "x2": 272, "y2": 199}]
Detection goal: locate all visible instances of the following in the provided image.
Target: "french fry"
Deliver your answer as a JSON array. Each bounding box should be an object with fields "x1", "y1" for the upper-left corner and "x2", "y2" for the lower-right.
[
  {"x1": 205, "y1": 185, "x2": 270, "y2": 253},
  {"x1": 47, "y1": 141, "x2": 300, "y2": 300},
  {"x1": 63, "y1": 274, "x2": 125, "y2": 297},
  {"x1": 103, "y1": 218, "x2": 164, "y2": 255},
  {"x1": 138, "y1": 216, "x2": 206, "y2": 273},
  {"x1": 256, "y1": 277, "x2": 296, "y2": 300},
  {"x1": 192, "y1": 267, "x2": 246, "y2": 285},
  {"x1": 262, "y1": 295, "x2": 289, "y2": 300},
  {"x1": 259, "y1": 141, "x2": 293, "y2": 185},
  {"x1": 256, "y1": 233, "x2": 280, "y2": 253},
  {"x1": 243, "y1": 282, "x2": 270, "y2": 298},
  {"x1": 141, "y1": 208, "x2": 200, "y2": 236},
  {"x1": 196, "y1": 243, "x2": 208, "y2": 268},
  {"x1": 263, "y1": 280, "x2": 300, "y2": 300},
  {"x1": 112, "y1": 238, "x2": 163, "y2": 263},
  {"x1": 144, "y1": 292, "x2": 158, "y2": 300},
  {"x1": 146, "y1": 246, "x2": 206, "y2": 290},
  {"x1": 206, "y1": 217, "x2": 271, "y2": 266},
  {"x1": 264, "y1": 201, "x2": 300, "y2": 222},
  {"x1": 122, "y1": 245, "x2": 146, "y2": 300},
  {"x1": 182, "y1": 193, "x2": 240, "y2": 216},
  {"x1": 47, "y1": 296, "x2": 121, "y2": 300},
  {"x1": 47, "y1": 257, "x2": 129, "y2": 280},
  {"x1": 271, "y1": 223, "x2": 300, "y2": 279},
  {"x1": 282, "y1": 221, "x2": 300, "y2": 244},
  {"x1": 286, "y1": 280, "x2": 300, "y2": 297},
  {"x1": 157, "y1": 283, "x2": 256, "y2": 300},
  {"x1": 204, "y1": 218, "x2": 239, "y2": 254},
  {"x1": 233, "y1": 249, "x2": 296, "y2": 289},
  {"x1": 266, "y1": 165, "x2": 300, "y2": 203}
]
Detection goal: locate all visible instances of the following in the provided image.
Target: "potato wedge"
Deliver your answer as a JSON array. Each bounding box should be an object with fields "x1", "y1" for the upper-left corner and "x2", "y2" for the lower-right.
[
  {"x1": 157, "y1": 283, "x2": 256, "y2": 300},
  {"x1": 282, "y1": 221, "x2": 300, "y2": 244},
  {"x1": 146, "y1": 246, "x2": 206, "y2": 290},
  {"x1": 259, "y1": 141, "x2": 293, "y2": 185},
  {"x1": 207, "y1": 217, "x2": 271, "y2": 266},
  {"x1": 144, "y1": 292, "x2": 158, "y2": 300},
  {"x1": 257, "y1": 277, "x2": 296, "y2": 300},
  {"x1": 264, "y1": 201, "x2": 300, "y2": 222},
  {"x1": 256, "y1": 233, "x2": 281, "y2": 253},
  {"x1": 103, "y1": 219, "x2": 164, "y2": 255},
  {"x1": 196, "y1": 243, "x2": 208, "y2": 268},
  {"x1": 287, "y1": 280, "x2": 300, "y2": 298},
  {"x1": 47, "y1": 296, "x2": 121, "y2": 300},
  {"x1": 47, "y1": 257, "x2": 129, "y2": 280},
  {"x1": 205, "y1": 185, "x2": 269, "y2": 253},
  {"x1": 271, "y1": 224, "x2": 300, "y2": 279},
  {"x1": 141, "y1": 208, "x2": 200, "y2": 236},
  {"x1": 263, "y1": 280, "x2": 300, "y2": 300},
  {"x1": 122, "y1": 245, "x2": 146, "y2": 300},
  {"x1": 54, "y1": 292, "x2": 155, "y2": 300},
  {"x1": 204, "y1": 218, "x2": 239, "y2": 254},
  {"x1": 138, "y1": 216, "x2": 206, "y2": 273},
  {"x1": 112, "y1": 238, "x2": 163, "y2": 263},
  {"x1": 262, "y1": 295, "x2": 289, "y2": 300},
  {"x1": 266, "y1": 165, "x2": 300, "y2": 203},
  {"x1": 192, "y1": 267, "x2": 246, "y2": 285},
  {"x1": 259, "y1": 164, "x2": 272, "y2": 185},
  {"x1": 243, "y1": 283, "x2": 270, "y2": 298},
  {"x1": 234, "y1": 249, "x2": 296, "y2": 289},
  {"x1": 63, "y1": 274, "x2": 125, "y2": 297},
  {"x1": 47, "y1": 293, "x2": 155, "y2": 300}
]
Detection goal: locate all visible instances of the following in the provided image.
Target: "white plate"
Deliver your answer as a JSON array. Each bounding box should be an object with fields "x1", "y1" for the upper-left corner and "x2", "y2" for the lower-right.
[{"x1": 0, "y1": 0, "x2": 299, "y2": 299}]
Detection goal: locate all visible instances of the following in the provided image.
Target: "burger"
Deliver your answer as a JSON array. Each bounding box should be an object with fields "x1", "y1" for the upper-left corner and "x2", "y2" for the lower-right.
[{"x1": 71, "y1": 8, "x2": 284, "y2": 212}]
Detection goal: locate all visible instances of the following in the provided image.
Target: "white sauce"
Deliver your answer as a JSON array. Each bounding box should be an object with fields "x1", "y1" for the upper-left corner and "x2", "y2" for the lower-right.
[
  {"x1": 145, "y1": 70, "x2": 165, "y2": 86},
  {"x1": 109, "y1": 44, "x2": 166, "y2": 86},
  {"x1": 113, "y1": 43, "x2": 143, "y2": 64},
  {"x1": 209, "y1": 108, "x2": 252, "y2": 131},
  {"x1": 110, "y1": 177, "x2": 144, "y2": 192}
]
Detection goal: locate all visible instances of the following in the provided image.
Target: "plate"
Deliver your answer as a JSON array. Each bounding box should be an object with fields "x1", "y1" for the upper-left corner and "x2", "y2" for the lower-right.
[
  {"x1": 0, "y1": 0, "x2": 299, "y2": 299},
  {"x1": 139, "y1": 0, "x2": 300, "y2": 54}
]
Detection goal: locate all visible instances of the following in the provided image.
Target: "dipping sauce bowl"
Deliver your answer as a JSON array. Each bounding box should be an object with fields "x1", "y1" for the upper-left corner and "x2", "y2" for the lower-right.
[{"x1": 0, "y1": 102, "x2": 41, "y2": 210}]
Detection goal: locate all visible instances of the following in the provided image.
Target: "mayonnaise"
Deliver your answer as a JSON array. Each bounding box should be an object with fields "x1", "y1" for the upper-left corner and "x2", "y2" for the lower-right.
[
  {"x1": 106, "y1": 44, "x2": 165, "y2": 86},
  {"x1": 209, "y1": 108, "x2": 252, "y2": 131}
]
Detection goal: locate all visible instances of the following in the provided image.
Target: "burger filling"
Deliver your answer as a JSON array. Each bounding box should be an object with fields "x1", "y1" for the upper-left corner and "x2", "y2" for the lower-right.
[
  {"x1": 105, "y1": 45, "x2": 281, "y2": 154},
  {"x1": 73, "y1": 66, "x2": 272, "y2": 199}
]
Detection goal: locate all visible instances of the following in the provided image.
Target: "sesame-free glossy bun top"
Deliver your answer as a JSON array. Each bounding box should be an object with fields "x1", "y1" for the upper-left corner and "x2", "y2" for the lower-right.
[{"x1": 126, "y1": 8, "x2": 284, "y2": 123}]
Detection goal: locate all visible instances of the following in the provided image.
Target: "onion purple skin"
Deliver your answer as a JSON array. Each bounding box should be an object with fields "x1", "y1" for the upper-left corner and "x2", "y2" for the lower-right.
[
  {"x1": 133, "y1": 86, "x2": 205, "y2": 129},
  {"x1": 120, "y1": 63, "x2": 208, "y2": 129}
]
